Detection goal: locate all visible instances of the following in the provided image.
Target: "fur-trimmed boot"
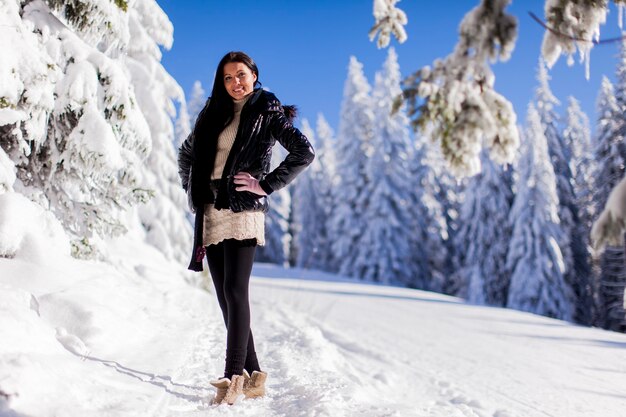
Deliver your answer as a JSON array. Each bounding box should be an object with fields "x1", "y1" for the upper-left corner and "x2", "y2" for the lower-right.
[
  {"x1": 209, "y1": 374, "x2": 245, "y2": 405},
  {"x1": 242, "y1": 370, "x2": 267, "y2": 399}
]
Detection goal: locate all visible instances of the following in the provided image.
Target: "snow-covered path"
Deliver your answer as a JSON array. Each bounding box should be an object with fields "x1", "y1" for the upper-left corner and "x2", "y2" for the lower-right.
[
  {"x1": 2, "y1": 245, "x2": 626, "y2": 417},
  {"x1": 153, "y1": 264, "x2": 626, "y2": 417},
  {"x1": 247, "y1": 269, "x2": 626, "y2": 417}
]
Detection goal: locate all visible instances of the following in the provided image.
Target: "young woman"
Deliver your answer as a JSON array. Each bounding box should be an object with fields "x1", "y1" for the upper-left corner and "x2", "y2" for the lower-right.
[{"x1": 177, "y1": 51, "x2": 314, "y2": 405}]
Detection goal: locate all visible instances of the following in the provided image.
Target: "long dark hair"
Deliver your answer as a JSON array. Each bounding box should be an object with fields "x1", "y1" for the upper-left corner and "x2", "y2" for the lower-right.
[{"x1": 194, "y1": 51, "x2": 261, "y2": 142}]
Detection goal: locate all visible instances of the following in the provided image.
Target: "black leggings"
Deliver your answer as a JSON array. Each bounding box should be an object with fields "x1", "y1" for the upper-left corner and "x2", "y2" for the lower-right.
[{"x1": 206, "y1": 238, "x2": 261, "y2": 379}]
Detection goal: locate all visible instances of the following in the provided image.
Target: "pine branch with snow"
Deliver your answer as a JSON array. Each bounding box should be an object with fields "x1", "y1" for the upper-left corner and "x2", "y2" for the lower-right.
[
  {"x1": 369, "y1": 0, "x2": 408, "y2": 48},
  {"x1": 0, "y1": 0, "x2": 192, "y2": 261},
  {"x1": 592, "y1": 176, "x2": 626, "y2": 249},
  {"x1": 46, "y1": 0, "x2": 133, "y2": 53},
  {"x1": 541, "y1": 0, "x2": 624, "y2": 78},
  {"x1": 372, "y1": 0, "x2": 625, "y2": 179},
  {"x1": 398, "y1": 0, "x2": 519, "y2": 177}
]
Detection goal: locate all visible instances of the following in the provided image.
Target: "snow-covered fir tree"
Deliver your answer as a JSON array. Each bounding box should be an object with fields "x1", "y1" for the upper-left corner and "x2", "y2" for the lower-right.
[
  {"x1": 506, "y1": 105, "x2": 576, "y2": 321},
  {"x1": 294, "y1": 116, "x2": 336, "y2": 271},
  {"x1": 564, "y1": 96, "x2": 594, "y2": 232},
  {"x1": 256, "y1": 147, "x2": 291, "y2": 266},
  {"x1": 0, "y1": 0, "x2": 190, "y2": 260},
  {"x1": 125, "y1": 0, "x2": 193, "y2": 262},
  {"x1": 328, "y1": 56, "x2": 375, "y2": 277},
  {"x1": 563, "y1": 95, "x2": 596, "y2": 324},
  {"x1": 592, "y1": 75, "x2": 626, "y2": 332},
  {"x1": 174, "y1": 99, "x2": 191, "y2": 150},
  {"x1": 408, "y1": 127, "x2": 451, "y2": 292},
  {"x1": 454, "y1": 152, "x2": 513, "y2": 306},
  {"x1": 352, "y1": 48, "x2": 415, "y2": 285},
  {"x1": 2, "y1": 0, "x2": 150, "y2": 256},
  {"x1": 187, "y1": 81, "x2": 206, "y2": 126},
  {"x1": 289, "y1": 119, "x2": 314, "y2": 267},
  {"x1": 534, "y1": 59, "x2": 593, "y2": 324}
]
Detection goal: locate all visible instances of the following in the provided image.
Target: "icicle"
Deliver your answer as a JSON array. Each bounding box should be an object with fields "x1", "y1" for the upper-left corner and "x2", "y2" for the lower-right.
[
  {"x1": 584, "y1": 48, "x2": 590, "y2": 80},
  {"x1": 620, "y1": 4, "x2": 624, "y2": 29}
]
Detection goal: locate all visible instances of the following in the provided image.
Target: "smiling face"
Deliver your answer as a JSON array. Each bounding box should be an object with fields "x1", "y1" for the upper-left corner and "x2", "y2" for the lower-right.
[{"x1": 223, "y1": 62, "x2": 257, "y2": 100}]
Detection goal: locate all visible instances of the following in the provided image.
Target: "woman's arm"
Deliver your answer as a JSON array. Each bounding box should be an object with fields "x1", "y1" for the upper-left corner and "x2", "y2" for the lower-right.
[{"x1": 258, "y1": 111, "x2": 315, "y2": 195}]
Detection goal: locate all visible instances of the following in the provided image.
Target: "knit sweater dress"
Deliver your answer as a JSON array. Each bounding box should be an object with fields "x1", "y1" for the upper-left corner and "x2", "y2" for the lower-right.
[{"x1": 202, "y1": 95, "x2": 266, "y2": 247}]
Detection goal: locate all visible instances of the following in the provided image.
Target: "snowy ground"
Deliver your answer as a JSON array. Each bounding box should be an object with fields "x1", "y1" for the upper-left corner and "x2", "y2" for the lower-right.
[{"x1": 2, "y1": 237, "x2": 626, "y2": 417}]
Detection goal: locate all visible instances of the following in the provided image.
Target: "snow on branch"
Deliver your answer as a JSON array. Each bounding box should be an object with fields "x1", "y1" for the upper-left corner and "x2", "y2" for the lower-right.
[
  {"x1": 45, "y1": 0, "x2": 131, "y2": 52},
  {"x1": 591, "y1": 176, "x2": 626, "y2": 250},
  {"x1": 541, "y1": 0, "x2": 623, "y2": 79},
  {"x1": 369, "y1": 0, "x2": 408, "y2": 48},
  {"x1": 396, "y1": 0, "x2": 519, "y2": 177},
  {"x1": 371, "y1": 0, "x2": 626, "y2": 177}
]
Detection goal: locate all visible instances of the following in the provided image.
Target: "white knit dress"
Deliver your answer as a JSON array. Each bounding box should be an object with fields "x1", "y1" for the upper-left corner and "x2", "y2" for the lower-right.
[{"x1": 202, "y1": 95, "x2": 265, "y2": 247}]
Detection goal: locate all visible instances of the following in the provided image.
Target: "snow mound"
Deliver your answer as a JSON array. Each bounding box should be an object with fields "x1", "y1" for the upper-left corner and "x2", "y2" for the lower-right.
[{"x1": 0, "y1": 193, "x2": 69, "y2": 262}]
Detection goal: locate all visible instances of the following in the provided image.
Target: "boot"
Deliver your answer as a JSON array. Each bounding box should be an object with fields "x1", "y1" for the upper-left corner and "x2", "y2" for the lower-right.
[
  {"x1": 209, "y1": 377, "x2": 229, "y2": 405},
  {"x1": 243, "y1": 370, "x2": 267, "y2": 399},
  {"x1": 221, "y1": 374, "x2": 245, "y2": 405}
]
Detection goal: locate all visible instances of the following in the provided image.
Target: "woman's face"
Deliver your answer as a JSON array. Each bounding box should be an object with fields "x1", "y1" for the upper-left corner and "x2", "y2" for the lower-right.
[{"x1": 223, "y1": 62, "x2": 257, "y2": 100}]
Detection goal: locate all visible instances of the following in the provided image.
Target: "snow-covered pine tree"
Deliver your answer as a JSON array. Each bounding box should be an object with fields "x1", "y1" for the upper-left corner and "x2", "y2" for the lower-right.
[
  {"x1": 408, "y1": 127, "x2": 450, "y2": 292},
  {"x1": 0, "y1": 0, "x2": 191, "y2": 261},
  {"x1": 352, "y1": 47, "x2": 415, "y2": 285},
  {"x1": 2, "y1": 1, "x2": 152, "y2": 257},
  {"x1": 292, "y1": 119, "x2": 314, "y2": 268},
  {"x1": 564, "y1": 96, "x2": 594, "y2": 231},
  {"x1": 294, "y1": 116, "x2": 336, "y2": 271},
  {"x1": 534, "y1": 59, "x2": 593, "y2": 324},
  {"x1": 593, "y1": 75, "x2": 626, "y2": 332},
  {"x1": 506, "y1": 104, "x2": 576, "y2": 321},
  {"x1": 328, "y1": 56, "x2": 375, "y2": 277},
  {"x1": 187, "y1": 81, "x2": 206, "y2": 126},
  {"x1": 562, "y1": 95, "x2": 596, "y2": 324},
  {"x1": 289, "y1": 119, "x2": 313, "y2": 267},
  {"x1": 0, "y1": 0, "x2": 52, "y2": 194},
  {"x1": 174, "y1": 99, "x2": 191, "y2": 150},
  {"x1": 256, "y1": 146, "x2": 291, "y2": 266},
  {"x1": 454, "y1": 152, "x2": 513, "y2": 306},
  {"x1": 125, "y1": 0, "x2": 192, "y2": 262}
]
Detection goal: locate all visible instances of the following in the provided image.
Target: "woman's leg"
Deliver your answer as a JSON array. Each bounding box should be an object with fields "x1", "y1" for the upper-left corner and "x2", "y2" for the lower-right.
[
  {"x1": 206, "y1": 239, "x2": 261, "y2": 378},
  {"x1": 206, "y1": 242, "x2": 229, "y2": 324}
]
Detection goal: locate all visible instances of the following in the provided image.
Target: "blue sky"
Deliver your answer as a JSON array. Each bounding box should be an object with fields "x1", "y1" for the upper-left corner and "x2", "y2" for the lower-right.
[{"x1": 159, "y1": 0, "x2": 625, "y2": 133}]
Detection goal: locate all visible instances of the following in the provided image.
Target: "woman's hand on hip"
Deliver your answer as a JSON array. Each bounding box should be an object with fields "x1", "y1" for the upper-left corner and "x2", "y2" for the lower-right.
[{"x1": 233, "y1": 172, "x2": 267, "y2": 196}]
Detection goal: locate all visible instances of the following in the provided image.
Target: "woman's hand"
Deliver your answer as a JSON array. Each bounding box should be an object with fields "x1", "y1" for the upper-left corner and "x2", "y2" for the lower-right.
[{"x1": 233, "y1": 172, "x2": 267, "y2": 196}]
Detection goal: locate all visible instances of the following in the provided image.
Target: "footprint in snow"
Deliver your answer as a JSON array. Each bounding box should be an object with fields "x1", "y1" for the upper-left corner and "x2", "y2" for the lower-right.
[{"x1": 55, "y1": 327, "x2": 90, "y2": 359}]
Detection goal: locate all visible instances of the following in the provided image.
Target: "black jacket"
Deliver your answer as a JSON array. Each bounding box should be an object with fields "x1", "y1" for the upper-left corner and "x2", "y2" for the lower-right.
[{"x1": 178, "y1": 89, "x2": 315, "y2": 271}]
